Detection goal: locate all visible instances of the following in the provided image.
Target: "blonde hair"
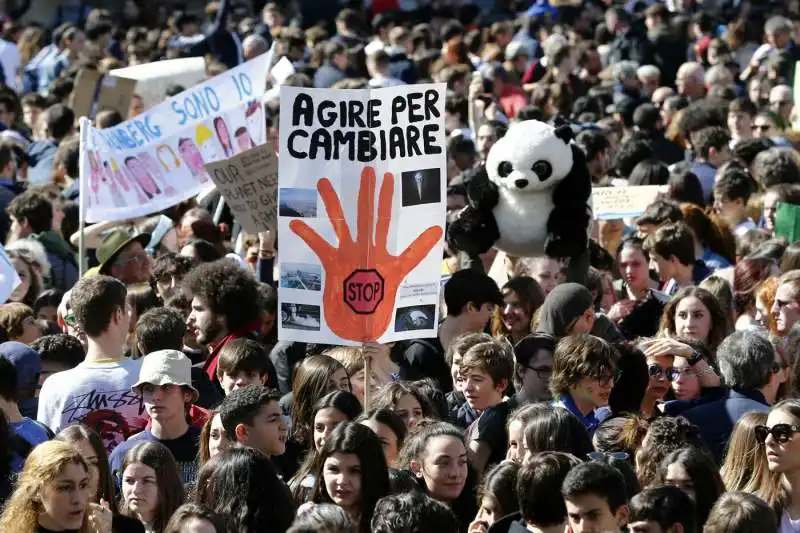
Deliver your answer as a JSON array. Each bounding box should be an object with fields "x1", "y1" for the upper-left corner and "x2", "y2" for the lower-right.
[
  {"x1": 720, "y1": 412, "x2": 777, "y2": 498},
  {"x1": 324, "y1": 346, "x2": 365, "y2": 376},
  {"x1": 0, "y1": 440, "x2": 91, "y2": 533}
]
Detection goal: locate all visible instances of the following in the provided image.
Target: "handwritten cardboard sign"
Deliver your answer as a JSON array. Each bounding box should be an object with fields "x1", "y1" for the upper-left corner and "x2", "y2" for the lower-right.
[
  {"x1": 205, "y1": 142, "x2": 278, "y2": 233},
  {"x1": 70, "y1": 69, "x2": 137, "y2": 120},
  {"x1": 592, "y1": 185, "x2": 667, "y2": 220}
]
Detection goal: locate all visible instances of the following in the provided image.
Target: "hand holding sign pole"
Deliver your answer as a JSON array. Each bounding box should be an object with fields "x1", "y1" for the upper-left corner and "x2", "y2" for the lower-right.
[{"x1": 290, "y1": 166, "x2": 443, "y2": 342}]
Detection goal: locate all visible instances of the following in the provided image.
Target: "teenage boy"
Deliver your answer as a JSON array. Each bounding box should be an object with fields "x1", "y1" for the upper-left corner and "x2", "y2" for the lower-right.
[
  {"x1": 37, "y1": 276, "x2": 145, "y2": 453},
  {"x1": 513, "y1": 332, "x2": 557, "y2": 403},
  {"x1": 30, "y1": 334, "x2": 84, "y2": 387},
  {"x1": 109, "y1": 349, "x2": 201, "y2": 485},
  {"x1": 398, "y1": 269, "x2": 503, "y2": 393},
  {"x1": 459, "y1": 338, "x2": 514, "y2": 472},
  {"x1": 0, "y1": 356, "x2": 51, "y2": 471},
  {"x1": 218, "y1": 384, "x2": 287, "y2": 457},
  {"x1": 0, "y1": 341, "x2": 44, "y2": 419},
  {"x1": 504, "y1": 451, "x2": 582, "y2": 533},
  {"x1": 628, "y1": 485, "x2": 697, "y2": 533},
  {"x1": 550, "y1": 333, "x2": 619, "y2": 435},
  {"x1": 644, "y1": 222, "x2": 710, "y2": 295},
  {"x1": 714, "y1": 168, "x2": 757, "y2": 237},
  {"x1": 445, "y1": 333, "x2": 492, "y2": 428},
  {"x1": 561, "y1": 462, "x2": 629, "y2": 533},
  {"x1": 689, "y1": 126, "x2": 731, "y2": 201},
  {"x1": 217, "y1": 338, "x2": 271, "y2": 395}
]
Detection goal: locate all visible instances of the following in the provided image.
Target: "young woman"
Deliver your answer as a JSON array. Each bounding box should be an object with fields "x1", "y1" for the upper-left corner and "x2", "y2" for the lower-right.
[
  {"x1": 198, "y1": 409, "x2": 232, "y2": 467},
  {"x1": 490, "y1": 276, "x2": 545, "y2": 343},
  {"x1": 659, "y1": 286, "x2": 732, "y2": 355},
  {"x1": 7, "y1": 248, "x2": 43, "y2": 308},
  {"x1": 164, "y1": 504, "x2": 225, "y2": 533},
  {"x1": 733, "y1": 257, "x2": 779, "y2": 331},
  {"x1": 505, "y1": 404, "x2": 540, "y2": 462},
  {"x1": 470, "y1": 461, "x2": 519, "y2": 532},
  {"x1": 196, "y1": 447, "x2": 296, "y2": 533},
  {"x1": 358, "y1": 408, "x2": 407, "y2": 467},
  {"x1": 287, "y1": 355, "x2": 350, "y2": 448},
  {"x1": 120, "y1": 441, "x2": 184, "y2": 533},
  {"x1": 398, "y1": 422, "x2": 476, "y2": 528},
  {"x1": 371, "y1": 382, "x2": 434, "y2": 430},
  {"x1": 721, "y1": 412, "x2": 773, "y2": 494},
  {"x1": 639, "y1": 342, "x2": 678, "y2": 419},
  {"x1": 0, "y1": 440, "x2": 109, "y2": 533},
  {"x1": 56, "y1": 424, "x2": 144, "y2": 533},
  {"x1": 679, "y1": 203, "x2": 736, "y2": 269},
  {"x1": 324, "y1": 346, "x2": 385, "y2": 406},
  {"x1": 290, "y1": 391, "x2": 363, "y2": 502},
  {"x1": 654, "y1": 447, "x2": 725, "y2": 526},
  {"x1": 523, "y1": 404, "x2": 593, "y2": 461},
  {"x1": 593, "y1": 414, "x2": 649, "y2": 459},
  {"x1": 310, "y1": 422, "x2": 390, "y2": 533},
  {"x1": 756, "y1": 398, "x2": 800, "y2": 528}
]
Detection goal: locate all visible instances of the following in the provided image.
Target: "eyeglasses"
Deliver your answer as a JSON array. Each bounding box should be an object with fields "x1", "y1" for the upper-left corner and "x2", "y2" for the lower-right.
[
  {"x1": 587, "y1": 451, "x2": 630, "y2": 461},
  {"x1": 672, "y1": 367, "x2": 696, "y2": 377},
  {"x1": 648, "y1": 364, "x2": 678, "y2": 382},
  {"x1": 115, "y1": 252, "x2": 149, "y2": 268},
  {"x1": 755, "y1": 423, "x2": 800, "y2": 444},
  {"x1": 527, "y1": 365, "x2": 552, "y2": 379}
]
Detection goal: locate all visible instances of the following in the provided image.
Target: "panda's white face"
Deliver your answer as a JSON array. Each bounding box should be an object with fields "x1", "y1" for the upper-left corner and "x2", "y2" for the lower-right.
[{"x1": 486, "y1": 120, "x2": 574, "y2": 194}]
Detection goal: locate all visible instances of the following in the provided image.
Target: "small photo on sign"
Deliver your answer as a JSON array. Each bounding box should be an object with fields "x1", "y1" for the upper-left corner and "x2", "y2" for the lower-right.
[
  {"x1": 401, "y1": 168, "x2": 441, "y2": 207},
  {"x1": 279, "y1": 188, "x2": 317, "y2": 217},
  {"x1": 280, "y1": 263, "x2": 322, "y2": 291},
  {"x1": 395, "y1": 304, "x2": 436, "y2": 332},
  {"x1": 281, "y1": 303, "x2": 321, "y2": 331}
]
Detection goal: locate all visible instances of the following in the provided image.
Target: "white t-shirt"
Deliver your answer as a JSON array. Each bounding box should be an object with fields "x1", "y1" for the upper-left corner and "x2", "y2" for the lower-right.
[
  {"x1": 37, "y1": 358, "x2": 146, "y2": 454},
  {"x1": 0, "y1": 39, "x2": 20, "y2": 92}
]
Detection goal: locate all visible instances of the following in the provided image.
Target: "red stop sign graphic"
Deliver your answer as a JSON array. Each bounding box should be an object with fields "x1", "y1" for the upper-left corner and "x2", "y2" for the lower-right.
[{"x1": 344, "y1": 269, "x2": 385, "y2": 315}]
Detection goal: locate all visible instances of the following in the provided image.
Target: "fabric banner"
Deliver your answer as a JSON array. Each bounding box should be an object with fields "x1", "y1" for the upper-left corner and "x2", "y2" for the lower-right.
[
  {"x1": 278, "y1": 84, "x2": 447, "y2": 345},
  {"x1": 79, "y1": 48, "x2": 273, "y2": 223}
]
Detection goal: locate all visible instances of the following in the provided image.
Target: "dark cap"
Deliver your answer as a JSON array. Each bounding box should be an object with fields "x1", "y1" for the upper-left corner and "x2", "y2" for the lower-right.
[{"x1": 514, "y1": 333, "x2": 556, "y2": 367}]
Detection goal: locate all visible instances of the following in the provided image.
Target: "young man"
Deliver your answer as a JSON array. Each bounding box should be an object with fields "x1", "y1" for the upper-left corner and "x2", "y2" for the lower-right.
[
  {"x1": 398, "y1": 269, "x2": 502, "y2": 393},
  {"x1": 644, "y1": 222, "x2": 710, "y2": 295},
  {"x1": 505, "y1": 451, "x2": 582, "y2": 533},
  {"x1": 714, "y1": 168, "x2": 757, "y2": 237},
  {"x1": 689, "y1": 126, "x2": 731, "y2": 202},
  {"x1": 703, "y1": 492, "x2": 777, "y2": 533},
  {"x1": 0, "y1": 341, "x2": 44, "y2": 418},
  {"x1": 727, "y1": 97, "x2": 757, "y2": 147},
  {"x1": 37, "y1": 276, "x2": 145, "y2": 453},
  {"x1": 184, "y1": 259, "x2": 267, "y2": 388},
  {"x1": 30, "y1": 333, "x2": 84, "y2": 388},
  {"x1": 371, "y1": 491, "x2": 458, "y2": 533},
  {"x1": 109, "y1": 349, "x2": 201, "y2": 485},
  {"x1": 459, "y1": 339, "x2": 514, "y2": 472},
  {"x1": 550, "y1": 333, "x2": 619, "y2": 435},
  {"x1": 217, "y1": 338, "x2": 271, "y2": 395},
  {"x1": 634, "y1": 199, "x2": 683, "y2": 237},
  {"x1": 0, "y1": 356, "x2": 50, "y2": 472},
  {"x1": 628, "y1": 485, "x2": 697, "y2": 533},
  {"x1": 7, "y1": 190, "x2": 78, "y2": 291},
  {"x1": 150, "y1": 253, "x2": 197, "y2": 301},
  {"x1": 218, "y1": 384, "x2": 287, "y2": 457},
  {"x1": 772, "y1": 270, "x2": 800, "y2": 336},
  {"x1": 513, "y1": 332, "x2": 556, "y2": 403},
  {"x1": 562, "y1": 462, "x2": 629, "y2": 533}
]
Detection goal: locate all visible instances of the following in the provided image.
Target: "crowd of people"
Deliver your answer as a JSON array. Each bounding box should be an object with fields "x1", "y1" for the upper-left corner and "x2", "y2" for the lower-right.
[{"x1": 1, "y1": 0, "x2": 800, "y2": 532}]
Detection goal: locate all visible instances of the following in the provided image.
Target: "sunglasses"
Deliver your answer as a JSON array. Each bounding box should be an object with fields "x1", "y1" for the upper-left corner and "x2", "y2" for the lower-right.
[
  {"x1": 648, "y1": 364, "x2": 678, "y2": 382},
  {"x1": 755, "y1": 423, "x2": 800, "y2": 444},
  {"x1": 587, "y1": 451, "x2": 630, "y2": 461}
]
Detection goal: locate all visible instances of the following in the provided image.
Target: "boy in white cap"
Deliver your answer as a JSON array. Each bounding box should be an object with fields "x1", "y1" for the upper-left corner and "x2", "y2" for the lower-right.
[{"x1": 108, "y1": 349, "x2": 201, "y2": 485}]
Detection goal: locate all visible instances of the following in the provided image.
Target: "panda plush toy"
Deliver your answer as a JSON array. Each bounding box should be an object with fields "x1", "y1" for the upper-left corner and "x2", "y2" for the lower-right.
[{"x1": 448, "y1": 119, "x2": 593, "y2": 260}]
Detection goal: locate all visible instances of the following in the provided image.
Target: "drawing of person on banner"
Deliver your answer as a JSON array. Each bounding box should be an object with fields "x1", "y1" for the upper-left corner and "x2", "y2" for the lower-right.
[
  {"x1": 195, "y1": 123, "x2": 223, "y2": 164},
  {"x1": 124, "y1": 156, "x2": 162, "y2": 200},
  {"x1": 101, "y1": 160, "x2": 128, "y2": 208},
  {"x1": 213, "y1": 116, "x2": 235, "y2": 158},
  {"x1": 112, "y1": 159, "x2": 148, "y2": 204},
  {"x1": 245, "y1": 100, "x2": 263, "y2": 144},
  {"x1": 138, "y1": 151, "x2": 177, "y2": 196},
  {"x1": 87, "y1": 151, "x2": 104, "y2": 207},
  {"x1": 178, "y1": 137, "x2": 210, "y2": 184},
  {"x1": 234, "y1": 126, "x2": 254, "y2": 152}
]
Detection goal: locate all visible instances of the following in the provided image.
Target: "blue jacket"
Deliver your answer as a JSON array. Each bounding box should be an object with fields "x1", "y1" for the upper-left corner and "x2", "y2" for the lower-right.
[
  {"x1": 682, "y1": 388, "x2": 769, "y2": 463},
  {"x1": 314, "y1": 63, "x2": 347, "y2": 89}
]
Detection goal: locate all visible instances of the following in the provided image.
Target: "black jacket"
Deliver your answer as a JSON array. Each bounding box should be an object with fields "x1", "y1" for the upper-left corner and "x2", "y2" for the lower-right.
[{"x1": 607, "y1": 25, "x2": 655, "y2": 68}]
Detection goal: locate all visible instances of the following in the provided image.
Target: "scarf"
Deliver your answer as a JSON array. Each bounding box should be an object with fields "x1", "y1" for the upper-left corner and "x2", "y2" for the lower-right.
[{"x1": 203, "y1": 317, "x2": 264, "y2": 381}]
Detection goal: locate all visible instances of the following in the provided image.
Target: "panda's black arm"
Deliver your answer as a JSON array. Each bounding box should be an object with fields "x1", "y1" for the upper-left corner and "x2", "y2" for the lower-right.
[
  {"x1": 465, "y1": 165, "x2": 500, "y2": 210},
  {"x1": 552, "y1": 145, "x2": 592, "y2": 207}
]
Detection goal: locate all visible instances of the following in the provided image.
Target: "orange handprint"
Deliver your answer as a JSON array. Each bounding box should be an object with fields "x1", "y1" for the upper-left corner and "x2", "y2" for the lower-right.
[{"x1": 289, "y1": 166, "x2": 443, "y2": 342}]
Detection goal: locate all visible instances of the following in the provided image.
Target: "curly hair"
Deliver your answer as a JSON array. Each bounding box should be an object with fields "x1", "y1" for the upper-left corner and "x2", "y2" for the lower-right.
[
  {"x1": 635, "y1": 416, "x2": 706, "y2": 487},
  {"x1": 183, "y1": 258, "x2": 261, "y2": 332}
]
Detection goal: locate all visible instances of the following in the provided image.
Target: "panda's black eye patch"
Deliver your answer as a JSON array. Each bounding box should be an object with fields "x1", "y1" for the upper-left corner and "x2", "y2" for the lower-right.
[
  {"x1": 498, "y1": 161, "x2": 514, "y2": 178},
  {"x1": 532, "y1": 160, "x2": 552, "y2": 180}
]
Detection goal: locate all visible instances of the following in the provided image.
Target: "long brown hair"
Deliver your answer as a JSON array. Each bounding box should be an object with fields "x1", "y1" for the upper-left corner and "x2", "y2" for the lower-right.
[
  {"x1": 721, "y1": 412, "x2": 774, "y2": 495},
  {"x1": 55, "y1": 424, "x2": 118, "y2": 513},
  {"x1": 679, "y1": 203, "x2": 736, "y2": 265},
  {"x1": 659, "y1": 286, "x2": 732, "y2": 355},
  {"x1": 759, "y1": 399, "x2": 800, "y2": 513},
  {"x1": 290, "y1": 355, "x2": 349, "y2": 447},
  {"x1": 120, "y1": 442, "x2": 184, "y2": 533},
  {"x1": 490, "y1": 276, "x2": 545, "y2": 339}
]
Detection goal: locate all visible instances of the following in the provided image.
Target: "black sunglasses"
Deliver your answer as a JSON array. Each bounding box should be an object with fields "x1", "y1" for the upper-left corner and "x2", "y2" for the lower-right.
[
  {"x1": 755, "y1": 423, "x2": 800, "y2": 444},
  {"x1": 648, "y1": 364, "x2": 678, "y2": 382},
  {"x1": 587, "y1": 451, "x2": 630, "y2": 461}
]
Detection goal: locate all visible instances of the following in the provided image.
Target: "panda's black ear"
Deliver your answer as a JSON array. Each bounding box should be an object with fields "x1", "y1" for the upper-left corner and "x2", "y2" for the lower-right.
[{"x1": 555, "y1": 124, "x2": 573, "y2": 144}]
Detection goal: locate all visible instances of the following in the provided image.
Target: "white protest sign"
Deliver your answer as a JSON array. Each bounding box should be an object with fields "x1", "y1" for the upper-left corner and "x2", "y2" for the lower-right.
[
  {"x1": 278, "y1": 84, "x2": 447, "y2": 345},
  {"x1": 204, "y1": 142, "x2": 278, "y2": 234},
  {"x1": 592, "y1": 185, "x2": 667, "y2": 220},
  {"x1": 0, "y1": 246, "x2": 21, "y2": 303},
  {"x1": 111, "y1": 57, "x2": 207, "y2": 111},
  {"x1": 80, "y1": 47, "x2": 273, "y2": 223}
]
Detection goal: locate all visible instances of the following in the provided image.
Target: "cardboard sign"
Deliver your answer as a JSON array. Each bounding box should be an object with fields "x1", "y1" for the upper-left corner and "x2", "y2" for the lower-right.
[
  {"x1": 70, "y1": 69, "x2": 137, "y2": 120},
  {"x1": 110, "y1": 57, "x2": 207, "y2": 112},
  {"x1": 204, "y1": 142, "x2": 278, "y2": 234},
  {"x1": 278, "y1": 84, "x2": 447, "y2": 345},
  {"x1": 592, "y1": 185, "x2": 667, "y2": 220},
  {"x1": 80, "y1": 46, "x2": 273, "y2": 223}
]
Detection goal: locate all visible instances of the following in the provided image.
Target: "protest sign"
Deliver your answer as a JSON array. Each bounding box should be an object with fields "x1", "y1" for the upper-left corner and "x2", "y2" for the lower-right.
[
  {"x1": 70, "y1": 69, "x2": 137, "y2": 120},
  {"x1": 0, "y1": 246, "x2": 21, "y2": 303},
  {"x1": 110, "y1": 57, "x2": 207, "y2": 111},
  {"x1": 204, "y1": 142, "x2": 278, "y2": 234},
  {"x1": 80, "y1": 46, "x2": 273, "y2": 223},
  {"x1": 592, "y1": 185, "x2": 667, "y2": 220},
  {"x1": 278, "y1": 84, "x2": 447, "y2": 345}
]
